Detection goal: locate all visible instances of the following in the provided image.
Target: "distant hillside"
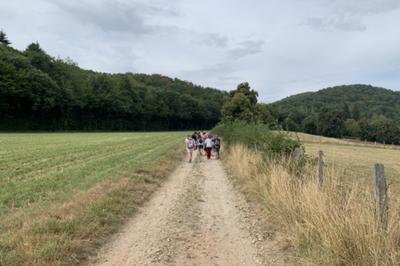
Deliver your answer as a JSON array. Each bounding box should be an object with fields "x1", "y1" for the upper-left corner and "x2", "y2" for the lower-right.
[
  {"x1": 0, "y1": 35, "x2": 227, "y2": 131},
  {"x1": 272, "y1": 84, "x2": 400, "y2": 122},
  {"x1": 270, "y1": 84, "x2": 400, "y2": 144}
]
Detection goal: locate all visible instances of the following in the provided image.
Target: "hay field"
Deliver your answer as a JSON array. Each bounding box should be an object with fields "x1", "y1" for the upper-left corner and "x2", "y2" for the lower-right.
[
  {"x1": 0, "y1": 132, "x2": 186, "y2": 265},
  {"x1": 293, "y1": 132, "x2": 400, "y2": 187}
]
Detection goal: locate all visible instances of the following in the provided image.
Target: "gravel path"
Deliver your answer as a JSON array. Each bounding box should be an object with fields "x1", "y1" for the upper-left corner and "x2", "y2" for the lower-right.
[{"x1": 91, "y1": 153, "x2": 286, "y2": 265}]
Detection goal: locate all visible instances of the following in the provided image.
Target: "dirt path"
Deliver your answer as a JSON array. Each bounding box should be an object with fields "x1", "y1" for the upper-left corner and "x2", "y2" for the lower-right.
[{"x1": 91, "y1": 153, "x2": 286, "y2": 265}]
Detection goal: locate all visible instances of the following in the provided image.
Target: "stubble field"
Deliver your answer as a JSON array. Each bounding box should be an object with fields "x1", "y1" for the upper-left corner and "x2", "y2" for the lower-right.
[{"x1": 293, "y1": 132, "x2": 400, "y2": 189}]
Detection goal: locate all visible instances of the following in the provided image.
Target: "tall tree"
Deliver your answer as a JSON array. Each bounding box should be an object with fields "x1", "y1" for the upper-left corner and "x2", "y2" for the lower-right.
[
  {"x1": 229, "y1": 82, "x2": 258, "y2": 105},
  {"x1": 222, "y1": 82, "x2": 259, "y2": 123},
  {"x1": 343, "y1": 103, "x2": 351, "y2": 119},
  {"x1": 0, "y1": 30, "x2": 11, "y2": 45},
  {"x1": 302, "y1": 115, "x2": 317, "y2": 134},
  {"x1": 255, "y1": 103, "x2": 275, "y2": 125},
  {"x1": 351, "y1": 104, "x2": 360, "y2": 120},
  {"x1": 222, "y1": 92, "x2": 254, "y2": 123},
  {"x1": 317, "y1": 107, "x2": 345, "y2": 138},
  {"x1": 24, "y1": 42, "x2": 54, "y2": 74}
]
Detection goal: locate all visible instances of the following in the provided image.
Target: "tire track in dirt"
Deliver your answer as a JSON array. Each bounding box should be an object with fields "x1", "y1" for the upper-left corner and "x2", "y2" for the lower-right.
[{"x1": 91, "y1": 153, "x2": 286, "y2": 265}]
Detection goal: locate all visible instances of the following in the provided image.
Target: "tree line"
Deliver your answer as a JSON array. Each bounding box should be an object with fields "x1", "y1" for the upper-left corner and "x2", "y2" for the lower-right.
[
  {"x1": 221, "y1": 83, "x2": 400, "y2": 145},
  {"x1": 2, "y1": 29, "x2": 399, "y2": 143},
  {"x1": 271, "y1": 85, "x2": 400, "y2": 144},
  {"x1": 0, "y1": 31, "x2": 226, "y2": 131}
]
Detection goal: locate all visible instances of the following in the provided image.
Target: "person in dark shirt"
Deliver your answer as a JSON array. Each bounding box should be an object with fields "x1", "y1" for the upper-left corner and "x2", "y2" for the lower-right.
[{"x1": 212, "y1": 135, "x2": 221, "y2": 159}]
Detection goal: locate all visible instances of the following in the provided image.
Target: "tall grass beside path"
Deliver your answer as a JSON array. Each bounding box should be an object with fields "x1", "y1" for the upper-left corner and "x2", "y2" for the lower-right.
[{"x1": 224, "y1": 144, "x2": 400, "y2": 265}]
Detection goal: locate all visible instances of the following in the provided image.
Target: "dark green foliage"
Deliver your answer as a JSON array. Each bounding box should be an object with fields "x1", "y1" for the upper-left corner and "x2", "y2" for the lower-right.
[
  {"x1": 222, "y1": 82, "x2": 275, "y2": 126},
  {"x1": 254, "y1": 103, "x2": 276, "y2": 126},
  {"x1": 271, "y1": 84, "x2": 400, "y2": 144},
  {"x1": 283, "y1": 116, "x2": 298, "y2": 131},
  {"x1": 272, "y1": 84, "x2": 400, "y2": 123},
  {"x1": 342, "y1": 103, "x2": 351, "y2": 119},
  {"x1": 351, "y1": 104, "x2": 360, "y2": 120},
  {"x1": 222, "y1": 82, "x2": 258, "y2": 123},
  {"x1": 316, "y1": 107, "x2": 345, "y2": 138},
  {"x1": 222, "y1": 92, "x2": 254, "y2": 123},
  {"x1": 213, "y1": 121, "x2": 302, "y2": 156},
  {"x1": 218, "y1": 83, "x2": 301, "y2": 156},
  {"x1": 343, "y1": 119, "x2": 360, "y2": 138},
  {"x1": 359, "y1": 116, "x2": 400, "y2": 144},
  {"x1": 0, "y1": 30, "x2": 10, "y2": 45},
  {"x1": 229, "y1": 82, "x2": 258, "y2": 105},
  {"x1": 302, "y1": 115, "x2": 317, "y2": 134},
  {"x1": 0, "y1": 36, "x2": 227, "y2": 131}
]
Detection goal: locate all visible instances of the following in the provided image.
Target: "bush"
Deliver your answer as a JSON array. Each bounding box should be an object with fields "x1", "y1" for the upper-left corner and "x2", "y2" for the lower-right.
[{"x1": 212, "y1": 121, "x2": 302, "y2": 156}]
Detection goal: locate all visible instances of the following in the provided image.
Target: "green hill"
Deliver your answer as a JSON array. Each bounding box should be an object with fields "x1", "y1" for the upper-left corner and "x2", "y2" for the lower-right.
[
  {"x1": 272, "y1": 84, "x2": 400, "y2": 122},
  {"x1": 0, "y1": 37, "x2": 227, "y2": 131},
  {"x1": 270, "y1": 84, "x2": 400, "y2": 144}
]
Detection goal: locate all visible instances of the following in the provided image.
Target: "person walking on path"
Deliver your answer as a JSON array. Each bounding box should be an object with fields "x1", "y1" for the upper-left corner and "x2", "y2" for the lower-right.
[
  {"x1": 197, "y1": 137, "x2": 204, "y2": 156},
  {"x1": 185, "y1": 135, "x2": 195, "y2": 163},
  {"x1": 204, "y1": 135, "x2": 213, "y2": 160},
  {"x1": 213, "y1": 135, "x2": 221, "y2": 159},
  {"x1": 192, "y1": 133, "x2": 198, "y2": 151}
]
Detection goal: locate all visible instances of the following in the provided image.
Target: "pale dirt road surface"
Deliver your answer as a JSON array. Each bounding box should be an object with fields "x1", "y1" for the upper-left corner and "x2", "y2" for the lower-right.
[{"x1": 91, "y1": 153, "x2": 287, "y2": 265}]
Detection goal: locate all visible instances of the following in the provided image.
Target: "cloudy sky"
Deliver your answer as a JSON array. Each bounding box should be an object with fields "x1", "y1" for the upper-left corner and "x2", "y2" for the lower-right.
[{"x1": 1, "y1": 0, "x2": 400, "y2": 102}]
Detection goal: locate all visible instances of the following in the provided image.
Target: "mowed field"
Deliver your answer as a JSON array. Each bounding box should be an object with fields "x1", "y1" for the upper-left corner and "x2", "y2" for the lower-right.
[
  {"x1": 0, "y1": 132, "x2": 186, "y2": 265},
  {"x1": 293, "y1": 132, "x2": 400, "y2": 188}
]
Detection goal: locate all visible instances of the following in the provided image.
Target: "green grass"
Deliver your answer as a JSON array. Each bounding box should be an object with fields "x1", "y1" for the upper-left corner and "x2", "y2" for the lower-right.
[{"x1": 0, "y1": 132, "x2": 186, "y2": 265}]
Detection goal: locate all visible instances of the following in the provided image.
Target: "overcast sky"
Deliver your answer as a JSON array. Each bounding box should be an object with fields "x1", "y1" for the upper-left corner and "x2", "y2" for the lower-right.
[{"x1": 1, "y1": 0, "x2": 400, "y2": 102}]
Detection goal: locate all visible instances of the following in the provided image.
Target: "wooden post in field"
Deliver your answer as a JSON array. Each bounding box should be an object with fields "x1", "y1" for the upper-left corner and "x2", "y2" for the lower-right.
[
  {"x1": 317, "y1": 150, "x2": 324, "y2": 188},
  {"x1": 372, "y1": 164, "x2": 388, "y2": 230},
  {"x1": 293, "y1": 147, "x2": 301, "y2": 161}
]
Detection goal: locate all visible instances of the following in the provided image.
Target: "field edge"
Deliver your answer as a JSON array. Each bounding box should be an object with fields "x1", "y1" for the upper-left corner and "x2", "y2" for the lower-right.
[{"x1": 0, "y1": 141, "x2": 185, "y2": 266}]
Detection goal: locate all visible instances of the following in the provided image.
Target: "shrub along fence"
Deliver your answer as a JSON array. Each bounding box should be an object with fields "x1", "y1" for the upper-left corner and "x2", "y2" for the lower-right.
[{"x1": 213, "y1": 121, "x2": 302, "y2": 156}]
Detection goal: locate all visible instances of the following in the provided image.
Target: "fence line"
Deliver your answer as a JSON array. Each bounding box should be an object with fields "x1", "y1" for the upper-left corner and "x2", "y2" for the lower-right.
[{"x1": 313, "y1": 150, "x2": 389, "y2": 230}]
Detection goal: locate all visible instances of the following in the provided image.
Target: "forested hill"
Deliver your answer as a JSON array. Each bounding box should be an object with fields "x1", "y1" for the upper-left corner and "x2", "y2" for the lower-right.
[
  {"x1": 0, "y1": 40, "x2": 227, "y2": 131},
  {"x1": 272, "y1": 84, "x2": 400, "y2": 121},
  {"x1": 271, "y1": 84, "x2": 400, "y2": 144}
]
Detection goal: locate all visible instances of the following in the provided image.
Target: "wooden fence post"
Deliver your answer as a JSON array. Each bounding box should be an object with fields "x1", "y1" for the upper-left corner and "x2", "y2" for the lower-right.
[
  {"x1": 372, "y1": 164, "x2": 388, "y2": 230},
  {"x1": 317, "y1": 150, "x2": 324, "y2": 188},
  {"x1": 293, "y1": 147, "x2": 301, "y2": 161}
]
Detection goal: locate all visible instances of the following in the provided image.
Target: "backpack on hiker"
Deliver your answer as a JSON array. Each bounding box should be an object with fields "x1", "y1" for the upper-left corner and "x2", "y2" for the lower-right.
[
  {"x1": 214, "y1": 138, "x2": 220, "y2": 148},
  {"x1": 186, "y1": 138, "x2": 195, "y2": 149}
]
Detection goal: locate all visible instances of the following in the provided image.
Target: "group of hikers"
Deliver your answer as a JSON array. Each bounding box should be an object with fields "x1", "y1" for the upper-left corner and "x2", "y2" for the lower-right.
[{"x1": 184, "y1": 132, "x2": 221, "y2": 163}]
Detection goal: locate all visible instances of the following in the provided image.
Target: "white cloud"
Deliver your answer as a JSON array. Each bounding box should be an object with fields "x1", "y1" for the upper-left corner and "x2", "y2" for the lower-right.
[
  {"x1": 228, "y1": 40, "x2": 265, "y2": 59},
  {"x1": 1, "y1": 0, "x2": 400, "y2": 102}
]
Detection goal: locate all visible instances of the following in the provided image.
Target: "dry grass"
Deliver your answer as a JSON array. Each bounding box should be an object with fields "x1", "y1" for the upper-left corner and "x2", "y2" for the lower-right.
[
  {"x1": 224, "y1": 144, "x2": 400, "y2": 265},
  {"x1": 295, "y1": 132, "x2": 400, "y2": 192},
  {"x1": 291, "y1": 132, "x2": 400, "y2": 150}
]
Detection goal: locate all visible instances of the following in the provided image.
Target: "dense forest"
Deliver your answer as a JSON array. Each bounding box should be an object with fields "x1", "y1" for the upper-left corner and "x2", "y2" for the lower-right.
[
  {"x1": 0, "y1": 31, "x2": 227, "y2": 131},
  {"x1": 270, "y1": 84, "x2": 400, "y2": 144},
  {"x1": 2, "y1": 30, "x2": 400, "y2": 144}
]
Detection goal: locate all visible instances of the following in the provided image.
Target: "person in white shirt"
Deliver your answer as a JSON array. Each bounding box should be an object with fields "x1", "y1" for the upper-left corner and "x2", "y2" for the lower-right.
[
  {"x1": 204, "y1": 135, "x2": 213, "y2": 159},
  {"x1": 185, "y1": 135, "x2": 195, "y2": 163}
]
